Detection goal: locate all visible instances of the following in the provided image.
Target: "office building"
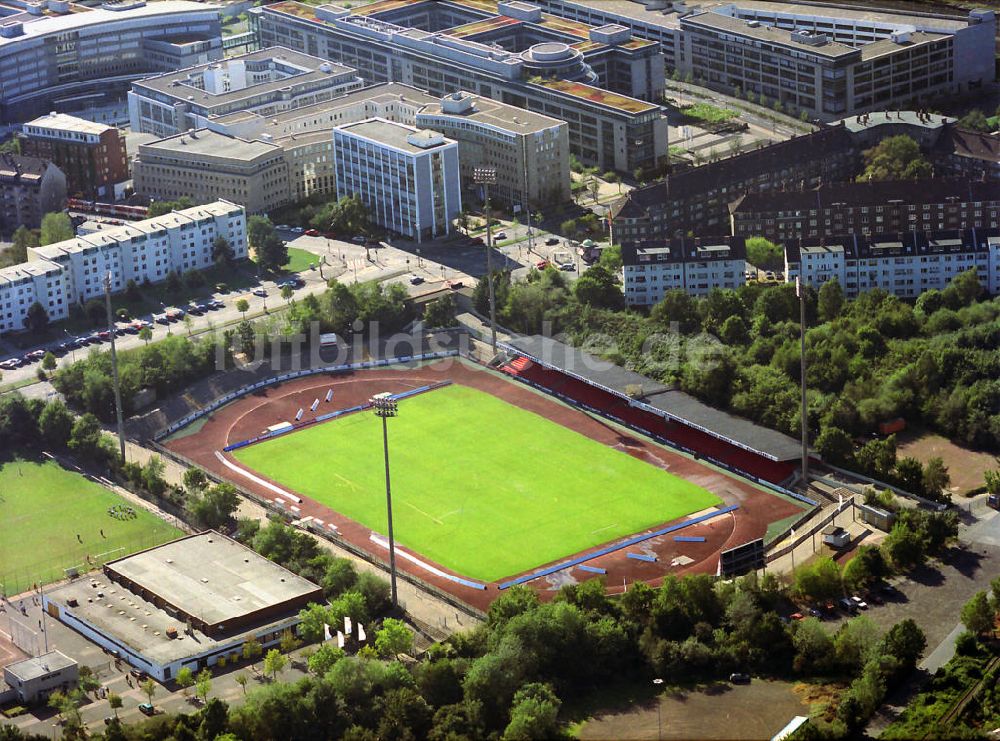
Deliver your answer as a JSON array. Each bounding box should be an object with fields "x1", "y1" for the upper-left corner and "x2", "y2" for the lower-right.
[
  {"x1": 416, "y1": 90, "x2": 569, "y2": 208},
  {"x1": 133, "y1": 129, "x2": 290, "y2": 214},
  {"x1": 621, "y1": 235, "x2": 746, "y2": 305},
  {"x1": 536, "y1": 0, "x2": 995, "y2": 120},
  {"x1": 612, "y1": 112, "x2": 1000, "y2": 247},
  {"x1": 2, "y1": 652, "x2": 78, "y2": 705},
  {"x1": 252, "y1": 0, "x2": 668, "y2": 173},
  {"x1": 20, "y1": 113, "x2": 129, "y2": 199},
  {"x1": 128, "y1": 47, "x2": 364, "y2": 138},
  {"x1": 26, "y1": 200, "x2": 246, "y2": 307},
  {"x1": 784, "y1": 228, "x2": 1000, "y2": 298},
  {"x1": 0, "y1": 0, "x2": 223, "y2": 125},
  {"x1": 43, "y1": 531, "x2": 323, "y2": 682},
  {"x1": 730, "y1": 180, "x2": 1000, "y2": 244},
  {"x1": 334, "y1": 118, "x2": 461, "y2": 241},
  {"x1": 0, "y1": 152, "x2": 67, "y2": 234}
]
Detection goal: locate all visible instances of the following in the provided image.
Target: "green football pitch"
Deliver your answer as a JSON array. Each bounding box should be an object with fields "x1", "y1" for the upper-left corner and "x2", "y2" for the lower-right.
[
  {"x1": 0, "y1": 459, "x2": 182, "y2": 596},
  {"x1": 234, "y1": 384, "x2": 721, "y2": 582}
]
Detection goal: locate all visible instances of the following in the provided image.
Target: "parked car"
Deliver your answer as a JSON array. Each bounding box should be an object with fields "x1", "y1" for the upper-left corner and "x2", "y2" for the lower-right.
[
  {"x1": 98, "y1": 331, "x2": 111, "y2": 341},
  {"x1": 446, "y1": 280, "x2": 463, "y2": 290},
  {"x1": 351, "y1": 235, "x2": 366, "y2": 244},
  {"x1": 867, "y1": 592, "x2": 884, "y2": 605},
  {"x1": 54, "y1": 342, "x2": 72, "y2": 355},
  {"x1": 276, "y1": 224, "x2": 291, "y2": 231},
  {"x1": 0, "y1": 359, "x2": 21, "y2": 370},
  {"x1": 130, "y1": 669, "x2": 148, "y2": 681},
  {"x1": 559, "y1": 262, "x2": 575, "y2": 271},
  {"x1": 807, "y1": 607, "x2": 822, "y2": 618},
  {"x1": 545, "y1": 237, "x2": 559, "y2": 246},
  {"x1": 304, "y1": 229, "x2": 320, "y2": 237},
  {"x1": 729, "y1": 673, "x2": 751, "y2": 684},
  {"x1": 495, "y1": 231, "x2": 507, "y2": 240},
  {"x1": 535, "y1": 260, "x2": 550, "y2": 270},
  {"x1": 252, "y1": 288, "x2": 268, "y2": 298},
  {"x1": 850, "y1": 595, "x2": 868, "y2": 610},
  {"x1": 290, "y1": 226, "x2": 304, "y2": 234},
  {"x1": 138, "y1": 703, "x2": 155, "y2": 716},
  {"x1": 409, "y1": 275, "x2": 424, "y2": 285},
  {"x1": 838, "y1": 597, "x2": 857, "y2": 613},
  {"x1": 25, "y1": 349, "x2": 47, "y2": 361},
  {"x1": 207, "y1": 299, "x2": 225, "y2": 310},
  {"x1": 790, "y1": 612, "x2": 805, "y2": 621}
]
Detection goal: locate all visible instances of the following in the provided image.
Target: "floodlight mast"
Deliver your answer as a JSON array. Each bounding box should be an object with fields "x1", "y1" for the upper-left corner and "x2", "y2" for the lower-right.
[
  {"x1": 473, "y1": 167, "x2": 498, "y2": 353},
  {"x1": 371, "y1": 393, "x2": 399, "y2": 610}
]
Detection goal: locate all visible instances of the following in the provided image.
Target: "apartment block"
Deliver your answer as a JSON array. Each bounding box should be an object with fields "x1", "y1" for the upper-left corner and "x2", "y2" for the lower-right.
[
  {"x1": 784, "y1": 228, "x2": 1000, "y2": 298},
  {"x1": 730, "y1": 180, "x2": 1000, "y2": 244},
  {"x1": 536, "y1": 0, "x2": 995, "y2": 120},
  {"x1": 128, "y1": 47, "x2": 364, "y2": 138},
  {"x1": 621, "y1": 235, "x2": 746, "y2": 305},
  {"x1": 0, "y1": 259, "x2": 71, "y2": 333},
  {"x1": 25, "y1": 201, "x2": 246, "y2": 307},
  {"x1": 0, "y1": 152, "x2": 67, "y2": 234},
  {"x1": 252, "y1": 0, "x2": 667, "y2": 173},
  {"x1": 333, "y1": 118, "x2": 461, "y2": 241},
  {"x1": 0, "y1": 0, "x2": 223, "y2": 125},
  {"x1": 20, "y1": 113, "x2": 129, "y2": 199},
  {"x1": 133, "y1": 129, "x2": 290, "y2": 214}
]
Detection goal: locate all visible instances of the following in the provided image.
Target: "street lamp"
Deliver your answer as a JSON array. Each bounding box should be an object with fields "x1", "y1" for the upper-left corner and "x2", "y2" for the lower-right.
[
  {"x1": 473, "y1": 166, "x2": 498, "y2": 353},
  {"x1": 652, "y1": 678, "x2": 664, "y2": 741},
  {"x1": 371, "y1": 393, "x2": 399, "y2": 610}
]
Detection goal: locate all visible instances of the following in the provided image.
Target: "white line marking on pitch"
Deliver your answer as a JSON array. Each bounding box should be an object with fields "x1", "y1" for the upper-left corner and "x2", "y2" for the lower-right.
[{"x1": 215, "y1": 451, "x2": 302, "y2": 503}]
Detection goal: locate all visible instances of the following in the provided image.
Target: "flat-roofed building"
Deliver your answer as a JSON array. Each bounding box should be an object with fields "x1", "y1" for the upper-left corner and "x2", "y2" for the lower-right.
[
  {"x1": 252, "y1": 0, "x2": 667, "y2": 173},
  {"x1": 0, "y1": 0, "x2": 223, "y2": 125},
  {"x1": 133, "y1": 129, "x2": 289, "y2": 214},
  {"x1": 534, "y1": 0, "x2": 995, "y2": 120},
  {"x1": 20, "y1": 113, "x2": 129, "y2": 199},
  {"x1": 43, "y1": 531, "x2": 323, "y2": 681},
  {"x1": 0, "y1": 152, "x2": 67, "y2": 234},
  {"x1": 334, "y1": 118, "x2": 461, "y2": 241},
  {"x1": 128, "y1": 47, "x2": 364, "y2": 138},
  {"x1": 730, "y1": 179, "x2": 1000, "y2": 243},
  {"x1": 416, "y1": 90, "x2": 569, "y2": 208},
  {"x1": 784, "y1": 227, "x2": 1000, "y2": 298},
  {"x1": 27, "y1": 200, "x2": 246, "y2": 305},
  {"x1": 0, "y1": 258, "x2": 70, "y2": 332},
  {"x1": 2, "y1": 651, "x2": 78, "y2": 705},
  {"x1": 622, "y1": 235, "x2": 746, "y2": 305}
]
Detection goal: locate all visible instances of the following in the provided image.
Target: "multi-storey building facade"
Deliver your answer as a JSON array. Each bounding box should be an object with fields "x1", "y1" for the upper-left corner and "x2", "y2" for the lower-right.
[
  {"x1": 416, "y1": 90, "x2": 569, "y2": 208},
  {"x1": 730, "y1": 180, "x2": 1000, "y2": 243},
  {"x1": 0, "y1": 153, "x2": 66, "y2": 234},
  {"x1": 784, "y1": 228, "x2": 1000, "y2": 298},
  {"x1": 621, "y1": 235, "x2": 746, "y2": 305},
  {"x1": 536, "y1": 0, "x2": 995, "y2": 120},
  {"x1": 128, "y1": 47, "x2": 363, "y2": 138},
  {"x1": 0, "y1": 0, "x2": 223, "y2": 126},
  {"x1": 133, "y1": 129, "x2": 290, "y2": 214},
  {"x1": 333, "y1": 118, "x2": 461, "y2": 241},
  {"x1": 612, "y1": 112, "x2": 1000, "y2": 247},
  {"x1": 20, "y1": 113, "x2": 128, "y2": 199},
  {"x1": 252, "y1": 0, "x2": 667, "y2": 173}
]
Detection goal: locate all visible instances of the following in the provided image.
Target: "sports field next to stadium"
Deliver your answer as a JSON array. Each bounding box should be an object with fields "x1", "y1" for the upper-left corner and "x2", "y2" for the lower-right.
[
  {"x1": 233, "y1": 384, "x2": 722, "y2": 582},
  {"x1": 0, "y1": 459, "x2": 182, "y2": 596}
]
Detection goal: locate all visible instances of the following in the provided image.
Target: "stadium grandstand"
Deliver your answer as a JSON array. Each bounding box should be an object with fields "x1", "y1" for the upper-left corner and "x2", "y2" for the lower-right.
[{"x1": 497, "y1": 335, "x2": 805, "y2": 486}]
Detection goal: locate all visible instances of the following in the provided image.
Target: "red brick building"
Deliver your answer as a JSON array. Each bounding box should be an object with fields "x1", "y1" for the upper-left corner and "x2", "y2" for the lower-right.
[{"x1": 20, "y1": 113, "x2": 128, "y2": 199}]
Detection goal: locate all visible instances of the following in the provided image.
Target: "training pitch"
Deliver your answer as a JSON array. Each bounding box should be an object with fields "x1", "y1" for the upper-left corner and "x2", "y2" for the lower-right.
[
  {"x1": 233, "y1": 384, "x2": 722, "y2": 582},
  {"x1": 0, "y1": 459, "x2": 182, "y2": 596}
]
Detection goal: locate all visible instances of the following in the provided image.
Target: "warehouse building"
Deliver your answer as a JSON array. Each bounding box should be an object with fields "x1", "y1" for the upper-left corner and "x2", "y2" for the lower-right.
[{"x1": 43, "y1": 532, "x2": 323, "y2": 681}]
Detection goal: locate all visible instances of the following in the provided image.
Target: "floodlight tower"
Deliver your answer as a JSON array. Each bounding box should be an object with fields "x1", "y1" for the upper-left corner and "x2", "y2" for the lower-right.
[
  {"x1": 371, "y1": 393, "x2": 399, "y2": 610},
  {"x1": 105, "y1": 273, "x2": 126, "y2": 463},
  {"x1": 473, "y1": 166, "x2": 498, "y2": 353}
]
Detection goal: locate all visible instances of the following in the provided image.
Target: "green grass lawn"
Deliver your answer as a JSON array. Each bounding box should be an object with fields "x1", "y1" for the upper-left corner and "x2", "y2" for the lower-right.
[
  {"x1": 234, "y1": 384, "x2": 721, "y2": 582},
  {"x1": 0, "y1": 459, "x2": 182, "y2": 595},
  {"x1": 282, "y1": 247, "x2": 318, "y2": 273},
  {"x1": 680, "y1": 102, "x2": 738, "y2": 124}
]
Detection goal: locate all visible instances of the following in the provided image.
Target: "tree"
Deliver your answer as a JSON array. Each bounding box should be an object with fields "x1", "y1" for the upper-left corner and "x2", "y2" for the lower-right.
[
  {"x1": 374, "y1": 618, "x2": 413, "y2": 659},
  {"x1": 183, "y1": 467, "x2": 208, "y2": 493},
  {"x1": 20, "y1": 299, "x2": 49, "y2": 334},
  {"x1": 815, "y1": 426, "x2": 854, "y2": 467},
  {"x1": 108, "y1": 691, "x2": 122, "y2": 719},
  {"x1": 279, "y1": 629, "x2": 302, "y2": 654},
  {"x1": 502, "y1": 683, "x2": 561, "y2": 741},
  {"x1": 922, "y1": 457, "x2": 951, "y2": 503},
  {"x1": 574, "y1": 264, "x2": 624, "y2": 310},
  {"x1": 307, "y1": 642, "x2": 344, "y2": 676},
  {"x1": 746, "y1": 237, "x2": 785, "y2": 270},
  {"x1": 878, "y1": 619, "x2": 925, "y2": 672},
  {"x1": 189, "y1": 482, "x2": 240, "y2": 528},
  {"x1": 148, "y1": 197, "x2": 194, "y2": 217},
  {"x1": 883, "y1": 522, "x2": 925, "y2": 570},
  {"x1": 84, "y1": 297, "x2": 105, "y2": 326},
  {"x1": 195, "y1": 669, "x2": 212, "y2": 704},
  {"x1": 137, "y1": 325, "x2": 152, "y2": 347},
  {"x1": 213, "y1": 236, "x2": 235, "y2": 267},
  {"x1": 176, "y1": 666, "x2": 195, "y2": 696},
  {"x1": 281, "y1": 284, "x2": 294, "y2": 304},
  {"x1": 37, "y1": 399, "x2": 72, "y2": 449},
  {"x1": 423, "y1": 293, "x2": 457, "y2": 328},
  {"x1": 243, "y1": 638, "x2": 263, "y2": 671},
  {"x1": 41, "y1": 351, "x2": 56, "y2": 372},
  {"x1": 263, "y1": 648, "x2": 287, "y2": 680},
  {"x1": 235, "y1": 673, "x2": 249, "y2": 696},
  {"x1": 958, "y1": 108, "x2": 990, "y2": 132},
  {"x1": 236, "y1": 298, "x2": 250, "y2": 320},
  {"x1": 858, "y1": 135, "x2": 932, "y2": 182},
  {"x1": 817, "y1": 279, "x2": 844, "y2": 322},
  {"x1": 140, "y1": 678, "x2": 157, "y2": 706},
  {"x1": 165, "y1": 270, "x2": 182, "y2": 294},
  {"x1": 985, "y1": 469, "x2": 1000, "y2": 496},
  {"x1": 794, "y1": 556, "x2": 842, "y2": 601},
  {"x1": 39, "y1": 212, "x2": 74, "y2": 245},
  {"x1": 960, "y1": 591, "x2": 994, "y2": 636}
]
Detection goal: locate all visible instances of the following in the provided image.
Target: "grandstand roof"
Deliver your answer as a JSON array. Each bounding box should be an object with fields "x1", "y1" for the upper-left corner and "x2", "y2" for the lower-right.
[{"x1": 504, "y1": 335, "x2": 803, "y2": 462}]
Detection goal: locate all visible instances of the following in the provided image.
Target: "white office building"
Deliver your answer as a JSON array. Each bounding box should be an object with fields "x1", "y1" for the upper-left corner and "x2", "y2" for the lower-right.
[
  {"x1": 784, "y1": 228, "x2": 1000, "y2": 298},
  {"x1": 333, "y1": 118, "x2": 460, "y2": 242},
  {"x1": 621, "y1": 236, "x2": 746, "y2": 305},
  {"x1": 0, "y1": 201, "x2": 247, "y2": 333}
]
